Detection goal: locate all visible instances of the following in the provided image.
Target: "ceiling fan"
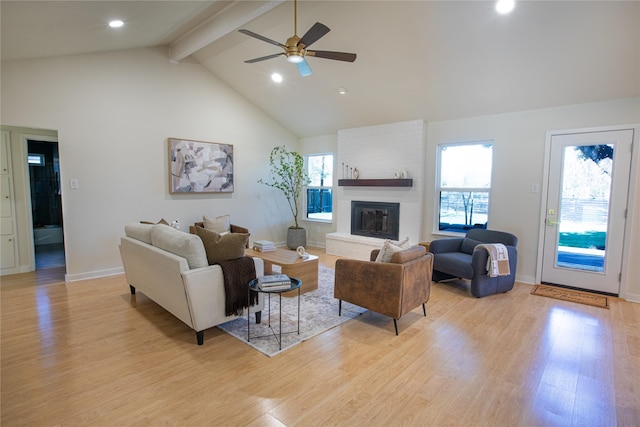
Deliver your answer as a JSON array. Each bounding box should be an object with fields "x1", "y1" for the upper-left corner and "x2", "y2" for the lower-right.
[{"x1": 238, "y1": 0, "x2": 357, "y2": 77}]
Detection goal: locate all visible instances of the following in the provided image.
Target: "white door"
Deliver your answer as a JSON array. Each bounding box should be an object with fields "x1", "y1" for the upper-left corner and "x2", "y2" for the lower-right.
[
  {"x1": 541, "y1": 129, "x2": 633, "y2": 295},
  {"x1": 1, "y1": 130, "x2": 18, "y2": 271}
]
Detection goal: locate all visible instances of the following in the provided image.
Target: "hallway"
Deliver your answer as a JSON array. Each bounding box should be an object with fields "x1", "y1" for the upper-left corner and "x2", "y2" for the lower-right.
[{"x1": 35, "y1": 243, "x2": 65, "y2": 270}]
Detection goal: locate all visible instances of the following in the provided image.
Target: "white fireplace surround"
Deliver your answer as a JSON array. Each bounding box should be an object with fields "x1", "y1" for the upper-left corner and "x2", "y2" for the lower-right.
[{"x1": 326, "y1": 120, "x2": 426, "y2": 259}]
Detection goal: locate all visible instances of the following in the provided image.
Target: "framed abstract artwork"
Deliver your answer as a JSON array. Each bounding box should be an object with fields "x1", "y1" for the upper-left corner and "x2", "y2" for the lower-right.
[{"x1": 169, "y1": 138, "x2": 234, "y2": 193}]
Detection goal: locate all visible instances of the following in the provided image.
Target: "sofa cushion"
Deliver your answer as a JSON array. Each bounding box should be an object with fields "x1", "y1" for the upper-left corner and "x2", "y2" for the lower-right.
[
  {"x1": 433, "y1": 252, "x2": 475, "y2": 278},
  {"x1": 150, "y1": 224, "x2": 208, "y2": 269},
  {"x1": 203, "y1": 214, "x2": 231, "y2": 236},
  {"x1": 375, "y1": 237, "x2": 411, "y2": 263},
  {"x1": 194, "y1": 226, "x2": 248, "y2": 265},
  {"x1": 461, "y1": 238, "x2": 482, "y2": 255},
  {"x1": 125, "y1": 223, "x2": 154, "y2": 244}
]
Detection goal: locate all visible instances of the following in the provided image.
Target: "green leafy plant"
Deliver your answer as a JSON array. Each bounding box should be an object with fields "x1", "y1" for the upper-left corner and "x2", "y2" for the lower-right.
[{"x1": 258, "y1": 145, "x2": 311, "y2": 229}]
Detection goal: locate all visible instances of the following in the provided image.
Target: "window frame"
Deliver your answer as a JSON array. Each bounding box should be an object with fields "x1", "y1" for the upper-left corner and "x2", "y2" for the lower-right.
[
  {"x1": 304, "y1": 152, "x2": 334, "y2": 223},
  {"x1": 435, "y1": 141, "x2": 493, "y2": 235}
]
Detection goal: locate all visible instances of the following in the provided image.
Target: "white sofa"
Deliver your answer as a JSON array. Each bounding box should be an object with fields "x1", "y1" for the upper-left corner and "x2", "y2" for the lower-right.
[{"x1": 119, "y1": 223, "x2": 264, "y2": 345}]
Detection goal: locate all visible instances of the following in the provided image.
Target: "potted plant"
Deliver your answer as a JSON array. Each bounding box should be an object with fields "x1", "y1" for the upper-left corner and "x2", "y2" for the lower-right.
[{"x1": 259, "y1": 145, "x2": 311, "y2": 249}]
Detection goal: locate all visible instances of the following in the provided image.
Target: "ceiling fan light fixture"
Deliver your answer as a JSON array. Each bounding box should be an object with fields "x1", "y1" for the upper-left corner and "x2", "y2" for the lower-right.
[{"x1": 287, "y1": 54, "x2": 304, "y2": 64}]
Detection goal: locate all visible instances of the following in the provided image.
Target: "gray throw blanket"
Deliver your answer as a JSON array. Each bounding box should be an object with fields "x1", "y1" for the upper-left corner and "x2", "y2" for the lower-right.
[{"x1": 219, "y1": 257, "x2": 258, "y2": 316}]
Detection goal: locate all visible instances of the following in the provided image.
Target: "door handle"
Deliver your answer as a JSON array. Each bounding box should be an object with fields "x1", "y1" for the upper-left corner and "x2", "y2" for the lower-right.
[{"x1": 547, "y1": 218, "x2": 560, "y2": 226}]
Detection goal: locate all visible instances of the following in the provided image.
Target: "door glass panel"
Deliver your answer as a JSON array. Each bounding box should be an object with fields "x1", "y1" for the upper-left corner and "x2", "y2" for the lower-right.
[{"x1": 556, "y1": 144, "x2": 613, "y2": 272}]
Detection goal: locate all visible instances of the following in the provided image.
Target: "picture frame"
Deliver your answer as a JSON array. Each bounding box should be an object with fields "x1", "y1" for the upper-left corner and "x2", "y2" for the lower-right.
[{"x1": 169, "y1": 138, "x2": 234, "y2": 193}]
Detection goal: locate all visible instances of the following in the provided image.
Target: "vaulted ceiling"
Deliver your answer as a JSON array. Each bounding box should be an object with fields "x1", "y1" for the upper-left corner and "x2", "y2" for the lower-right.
[{"x1": 2, "y1": 1, "x2": 639, "y2": 137}]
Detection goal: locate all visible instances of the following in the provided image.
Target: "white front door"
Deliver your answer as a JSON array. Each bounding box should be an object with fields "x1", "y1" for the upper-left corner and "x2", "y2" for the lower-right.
[{"x1": 541, "y1": 129, "x2": 633, "y2": 295}]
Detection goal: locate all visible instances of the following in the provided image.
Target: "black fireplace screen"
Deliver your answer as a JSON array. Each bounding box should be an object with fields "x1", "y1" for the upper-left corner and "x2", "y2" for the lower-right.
[{"x1": 351, "y1": 201, "x2": 400, "y2": 240}]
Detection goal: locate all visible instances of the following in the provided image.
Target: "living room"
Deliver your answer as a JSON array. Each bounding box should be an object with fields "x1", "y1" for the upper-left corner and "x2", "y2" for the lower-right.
[
  {"x1": 1, "y1": 0, "x2": 639, "y2": 293},
  {"x1": 1, "y1": 1, "x2": 640, "y2": 424}
]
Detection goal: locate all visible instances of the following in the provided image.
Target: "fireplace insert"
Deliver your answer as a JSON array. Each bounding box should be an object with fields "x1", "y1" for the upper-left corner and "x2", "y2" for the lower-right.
[{"x1": 351, "y1": 201, "x2": 400, "y2": 240}]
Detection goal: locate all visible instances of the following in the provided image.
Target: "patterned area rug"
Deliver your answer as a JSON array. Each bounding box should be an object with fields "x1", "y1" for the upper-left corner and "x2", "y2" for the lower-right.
[
  {"x1": 217, "y1": 265, "x2": 367, "y2": 357},
  {"x1": 531, "y1": 284, "x2": 609, "y2": 309}
]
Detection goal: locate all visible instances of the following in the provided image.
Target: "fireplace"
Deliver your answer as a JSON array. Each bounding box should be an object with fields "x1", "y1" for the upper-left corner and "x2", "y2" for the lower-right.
[{"x1": 351, "y1": 201, "x2": 400, "y2": 240}]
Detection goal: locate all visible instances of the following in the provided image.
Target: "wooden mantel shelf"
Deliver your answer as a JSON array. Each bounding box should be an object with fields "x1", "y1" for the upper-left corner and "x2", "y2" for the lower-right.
[{"x1": 338, "y1": 179, "x2": 413, "y2": 187}]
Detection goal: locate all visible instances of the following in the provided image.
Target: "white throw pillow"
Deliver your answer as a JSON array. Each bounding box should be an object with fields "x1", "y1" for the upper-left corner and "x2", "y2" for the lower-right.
[
  {"x1": 374, "y1": 237, "x2": 411, "y2": 263},
  {"x1": 203, "y1": 214, "x2": 231, "y2": 236},
  {"x1": 396, "y1": 237, "x2": 411, "y2": 249}
]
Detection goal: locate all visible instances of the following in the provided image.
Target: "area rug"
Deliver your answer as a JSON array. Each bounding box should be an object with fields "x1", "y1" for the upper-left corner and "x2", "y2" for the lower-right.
[
  {"x1": 217, "y1": 265, "x2": 367, "y2": 357},
  {"x1": 531, "y1": 284, "x2": 609, "y2": 309}
]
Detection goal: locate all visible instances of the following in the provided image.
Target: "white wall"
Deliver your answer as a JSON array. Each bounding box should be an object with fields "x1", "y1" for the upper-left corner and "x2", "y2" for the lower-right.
[
  {"x1": 298, "y1": 134, "x2": 338, "y2": 247},
  {"x1": 336, "y1": 120, "x2": 425, "y2": 240},
  {"x1": 325, "y1": 120, "x2": 426, "y2": 259},
  {"x1": 1, "y1": 47, "x2": 297, "y2": 281},
  {"x1": 424, "y1": 98, "x2": 640, "y2": 300}
]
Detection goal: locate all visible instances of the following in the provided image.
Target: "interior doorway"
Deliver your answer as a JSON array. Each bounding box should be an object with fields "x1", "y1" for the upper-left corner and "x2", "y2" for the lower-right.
[
  {"x1": 27, "y1": 139, "x2": 66, "y2": 270},
  {"x1": 540, "y1": 128, "x2": 633, "y2": 295}
]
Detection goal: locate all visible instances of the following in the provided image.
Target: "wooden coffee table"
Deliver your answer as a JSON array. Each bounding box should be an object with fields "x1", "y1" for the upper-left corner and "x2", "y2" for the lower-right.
[{"x1": 245, "y1": 247, "x2": 318, "y2": 296}]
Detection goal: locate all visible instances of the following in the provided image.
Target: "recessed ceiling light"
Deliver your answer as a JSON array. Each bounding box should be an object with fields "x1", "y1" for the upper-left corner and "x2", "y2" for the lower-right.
[
  {"x1": 338, "y1": 87, "x2": 348, "y2": 95},
  {"x1": 109, "y1": 20, "x2": 124, "y2": 28},
  {"x1": 495, "y1": 0, "x2": 515, "y2": 15},
  {"x1": 271, "y1": 73, "x2": 283, "y2": 83}
]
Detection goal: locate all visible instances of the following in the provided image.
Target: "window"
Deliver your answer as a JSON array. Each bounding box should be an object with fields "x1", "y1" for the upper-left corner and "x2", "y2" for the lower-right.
[
  {"x1": 437, "y1": 142, "x2": 492, "y2": 233},
  {"x1": 306, "y1": 153, "x2": 333, "y2": 221},
  {"x1": 28, "y1": 153, "x2": 45, "y2": 166}
]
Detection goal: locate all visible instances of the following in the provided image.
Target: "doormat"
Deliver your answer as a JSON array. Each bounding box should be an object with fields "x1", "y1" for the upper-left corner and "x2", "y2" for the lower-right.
[{"x1": 531, "y1": 284, "x2": 609, "y2": 309}]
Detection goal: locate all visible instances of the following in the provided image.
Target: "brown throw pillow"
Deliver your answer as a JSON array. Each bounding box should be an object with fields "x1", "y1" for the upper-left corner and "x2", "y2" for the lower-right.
[{"x1": 194, "y1": 226, "x2": 248, "y2": 265}]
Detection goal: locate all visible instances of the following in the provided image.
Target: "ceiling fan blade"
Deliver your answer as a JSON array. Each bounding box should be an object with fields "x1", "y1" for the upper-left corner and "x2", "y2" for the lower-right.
[
  {"x1": 296, "y1": 59, "x2": 313, "y2": 77},
  {"x1": 307, "y1": 50, "x2": 357, "y2": 62},
  {"x1": 238, "y1": 29, "x2": 285, "y2": 48},
  {"x1": 244, "y1": 53, "x2": 284, "y2": 63},
  {"x1": 298, "y1": 22, "x2": 330, "y2": 48}
]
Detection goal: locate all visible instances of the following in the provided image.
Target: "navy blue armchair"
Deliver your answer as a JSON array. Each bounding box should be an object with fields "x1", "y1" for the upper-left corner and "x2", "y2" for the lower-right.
[{"x1": 429, "y1": 229, "x2": 518, "y2": 298}]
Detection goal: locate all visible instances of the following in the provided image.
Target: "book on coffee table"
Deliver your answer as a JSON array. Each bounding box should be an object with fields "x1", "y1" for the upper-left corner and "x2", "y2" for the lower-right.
[
  {"x1": 258, "y1": 274, "x2": 291, "y2": 287},
  {"x1": 257, "y1": 283, "x2": 292, "y2": 291},
  {"x1": 253, "y1": 240, "x2": 276, "y2": 252}
]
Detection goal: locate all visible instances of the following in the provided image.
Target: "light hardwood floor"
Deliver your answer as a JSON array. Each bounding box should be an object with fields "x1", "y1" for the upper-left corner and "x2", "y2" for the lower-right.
[{"x1": 1, "y1": 248, "x2": 639, "y2": 426}]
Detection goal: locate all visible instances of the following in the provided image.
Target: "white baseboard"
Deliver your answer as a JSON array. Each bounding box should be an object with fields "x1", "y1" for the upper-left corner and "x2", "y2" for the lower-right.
[
  {"x1": 620, "y1": 291, "x2": 640, "y2": 303},
  {"x1": 0, "y1": 266, "x2": 20, "y2": 276},
  {"x1": 516, "y1": 274, "x2": 536, "y2": 285},
  {"x1": 306, "y1": 240, "x2": 326, "y2": 249},
  {"x1": 65, "y1": 267, "x2": 124, "y2": 283}
]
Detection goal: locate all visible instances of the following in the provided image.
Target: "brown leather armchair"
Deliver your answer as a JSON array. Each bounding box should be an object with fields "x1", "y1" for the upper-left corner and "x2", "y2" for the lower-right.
[
  {"x1": 189, "y1": 222, "x2": 250, "y2": 248},
  {"x1": 334, "y1": 246, "x2": 433, "y2": 335}
]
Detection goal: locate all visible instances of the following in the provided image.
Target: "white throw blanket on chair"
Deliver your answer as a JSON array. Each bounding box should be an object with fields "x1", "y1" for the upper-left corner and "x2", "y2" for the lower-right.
[{"x1": 476, "y1": 243, "x2": 510, "y2": 277}]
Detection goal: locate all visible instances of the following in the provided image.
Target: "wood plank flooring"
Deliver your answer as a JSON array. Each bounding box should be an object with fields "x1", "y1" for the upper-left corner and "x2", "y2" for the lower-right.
[{"x1": 1, "y1": 248, "x2": 639, "y2": 426}]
